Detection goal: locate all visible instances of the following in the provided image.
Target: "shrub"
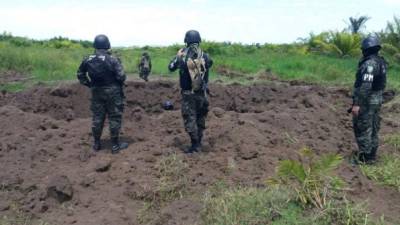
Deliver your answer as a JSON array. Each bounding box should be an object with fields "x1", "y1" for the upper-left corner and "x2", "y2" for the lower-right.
[
  {"x1": 310, "y1": 32, "x2": 361, "y2": 57},
  {"x1": 267, "y1": 147, "x2": 344, "y2": 209}
]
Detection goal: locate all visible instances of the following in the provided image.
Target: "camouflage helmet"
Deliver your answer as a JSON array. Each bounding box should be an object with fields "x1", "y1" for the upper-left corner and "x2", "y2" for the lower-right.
[
  {"x1": 361, "y1": 36, "x2": 381, "y2": 51},
  {"x1": 93, "y1": 34, "x2": 111, "y2": 49},
  {"x1": 184, "y1": 30, "x2": 201, "y2": 45}
]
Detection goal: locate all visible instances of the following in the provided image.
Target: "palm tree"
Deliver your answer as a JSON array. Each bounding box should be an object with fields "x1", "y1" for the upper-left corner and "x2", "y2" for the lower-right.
[{"x1": 348, "y1": 16, "x2": 370, "y2": 34}]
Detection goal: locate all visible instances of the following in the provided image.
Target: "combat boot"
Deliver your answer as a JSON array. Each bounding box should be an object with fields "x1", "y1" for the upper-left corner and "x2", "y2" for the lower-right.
[
  {"x1": 111, "y1": 137, "x2": 129, "y2": 154},
  {"x1": 93, "y1": 137, "x2": 101, "y2": 152},
  {"x1": 185, "y1": 137, "x2": 200, "y2": 154}
]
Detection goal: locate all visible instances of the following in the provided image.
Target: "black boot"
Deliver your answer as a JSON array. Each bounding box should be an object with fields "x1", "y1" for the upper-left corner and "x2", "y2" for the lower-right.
[
  {"x1": 93, "y1": 137, "x2": 101, "y2": 152},
  {"x1": 185, "y1": 137, "x2": 200, "y2": 154},
  {"x1": 111, "y1": 137, "x2": 129, "y2": 154}
]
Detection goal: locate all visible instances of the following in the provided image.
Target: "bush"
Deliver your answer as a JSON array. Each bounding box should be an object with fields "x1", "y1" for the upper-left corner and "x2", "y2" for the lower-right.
[
  {"x1": 267, "y1": 147, "x2": 344, "y2": 209},
  {"x1": 308, "y1": 32, "x2": 361, "y2": 57}
]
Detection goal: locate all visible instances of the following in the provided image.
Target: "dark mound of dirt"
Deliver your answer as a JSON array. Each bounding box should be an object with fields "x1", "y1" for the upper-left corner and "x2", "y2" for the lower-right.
[{"x1": 0, "y1": 80, "x2": 399, "y2": 225}]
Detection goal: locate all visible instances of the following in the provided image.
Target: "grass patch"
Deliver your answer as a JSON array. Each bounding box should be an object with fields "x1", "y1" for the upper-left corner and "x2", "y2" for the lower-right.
[
  {"x1": 0, "y1": 82, "x2": 26, "y2": 92},
  {"x1": 2, "y1": 40, "x2": 400, "y2": 91},
  {"x1": 156, "y1": 152, "x2": 188, "y2": 202},
  {"x1": 384, "y1": 134, "x2": 400, "y2": 151},
  {"x1": 202, "y1": 185, "x2": 382, "y2": 225},
  {"x1": 137, "y1": 152, "x2": 189, "y2": 224},
  {"x1": 360, "y1": 154, "x2": 400, "y2": 191},
  {"x1": 202, "y1": 150, "x2": 387, "y2": 225}
]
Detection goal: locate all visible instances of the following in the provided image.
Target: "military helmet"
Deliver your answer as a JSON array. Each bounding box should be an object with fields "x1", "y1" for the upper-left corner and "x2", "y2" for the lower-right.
[
  {"x1": 93, "y1": 34, "x2": 111, "y2": 49},
  {"x1": 142, "y1": 52, "x2": 149, "y2": 57},
  {"x1": 163, "y1": 100, "x2": 174, "y2": 110},
  {"x1": 361, "y1": 36, "x2": 381, "y2": 51},
  {"x1": 184, "y1": 30, "x2": 201, "y2": 44}
]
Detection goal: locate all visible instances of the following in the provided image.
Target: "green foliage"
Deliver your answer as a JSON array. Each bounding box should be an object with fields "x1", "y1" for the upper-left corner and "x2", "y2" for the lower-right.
[
  {"x1": 202, "y1": 186, "x2": 294, "y2": 225},
  {"x1": 2, "y1": 31, "x2": 400, "y2": 92},
  {"x1": 202, "y1": 185, "x2": 383, "y2": 225},
  {"x1": 360, "y1": 154, "x2": 400, "y2": 191},
  {"x1": 382, "y1": 16, "x2": 400, "y2": 49},
  {"x1": 268, "y1": 147, "x2": 344, "y2": 209},
  {"x1": 308, "y1": 32, "x2": 361, "y2": 57},
  {"x1": 384, "y1": 133, "x2": 400, "y2": 151}
]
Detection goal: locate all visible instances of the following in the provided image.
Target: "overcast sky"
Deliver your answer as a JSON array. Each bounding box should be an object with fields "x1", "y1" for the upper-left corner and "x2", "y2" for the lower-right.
[{"x1": 0, "y1": 0, "x2": 399, "y2": 46}]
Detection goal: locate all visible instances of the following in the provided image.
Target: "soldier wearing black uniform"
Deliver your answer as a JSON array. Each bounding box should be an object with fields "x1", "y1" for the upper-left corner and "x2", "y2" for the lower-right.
[
  {"x1": 168, "y1": 30, "x2": 213, "y2": 153},
  {"x1": 351, "y1": 36, "x2": 387, "y2": 164},
  {"x1": 77, "y1": 34, "x2": 129, "y2": 154}
]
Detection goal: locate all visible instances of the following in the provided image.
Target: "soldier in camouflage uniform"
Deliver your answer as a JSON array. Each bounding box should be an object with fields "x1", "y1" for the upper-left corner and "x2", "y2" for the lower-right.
[
  {"x1": 168, "y1": 30, "x2": 213, "y2": 153},
  {"x1": 77, "y1": 34, "x2": 129, "y2": 154},
  {"x1": 351, "y1": 36, "x2": 387, "y2": 164},
  {"x1": 138, "y1": 52, "x2": 152, "y2": 82}
]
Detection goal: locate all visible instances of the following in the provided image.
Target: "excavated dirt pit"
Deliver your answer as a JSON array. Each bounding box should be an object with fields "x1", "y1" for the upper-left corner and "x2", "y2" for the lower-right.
[{"x1": 0, "y1": 80, "x2": 399, "y2": 225}]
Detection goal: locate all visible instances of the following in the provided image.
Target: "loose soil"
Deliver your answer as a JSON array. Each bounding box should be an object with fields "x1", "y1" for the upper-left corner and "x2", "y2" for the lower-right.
[{"x1": 0, "y1": 79, "x2": 399, "y2": 225}]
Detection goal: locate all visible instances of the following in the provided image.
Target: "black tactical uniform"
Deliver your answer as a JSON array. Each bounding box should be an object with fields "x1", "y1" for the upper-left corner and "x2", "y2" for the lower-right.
[
  {"x1": 168, "y1": 30, "x2": 213, "y2": 153},
  {"x1": 77, "y1": 34, "x2": 128, "y2": 154},
  {"x1": 352, "y1": 36, "x2": 387, "y2": 164}
]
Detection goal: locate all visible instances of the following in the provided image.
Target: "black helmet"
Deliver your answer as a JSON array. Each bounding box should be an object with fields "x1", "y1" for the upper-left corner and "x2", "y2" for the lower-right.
[
  {"x1": 93, "y1": 34, "x2": 111, "y2": 49},
  {"x1": 361, "y1": 36, "x2": 381, "y2": 51},
  {"x1": 163, "y1": 100, "x2": 174, "y2": 110},
  {"x1": 184, "y1": 30, "x2": 201, "y2": 45}
]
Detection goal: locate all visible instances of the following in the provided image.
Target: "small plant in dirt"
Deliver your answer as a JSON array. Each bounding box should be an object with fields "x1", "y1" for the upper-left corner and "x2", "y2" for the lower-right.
[
  {"x1": 360, "y1": 154, "x2": 400, "y2": 191},
  {"x1": 267, "y1": 147, "x2": 344, "y2": 209},
  {"x1": 156, "y1": 152, "x2": 189, "y2": 202},
  {"x1": 137, "y1": 153, "x2": 189, "y2": 224}
]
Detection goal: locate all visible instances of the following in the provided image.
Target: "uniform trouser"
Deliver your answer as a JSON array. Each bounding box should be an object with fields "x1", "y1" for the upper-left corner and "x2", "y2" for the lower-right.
[
  {"x1": 181, "y1": 91, "x2": 209, "y2": 143},
  {"x1": 352, "y1": 96, "x2": 382, "y2": 160},
  {"x1": 90, "y1": 86, "x2": 124, "y2": 140},
  {"x1": 139, "y1": 69, "x2": 150, "y2": 80}
]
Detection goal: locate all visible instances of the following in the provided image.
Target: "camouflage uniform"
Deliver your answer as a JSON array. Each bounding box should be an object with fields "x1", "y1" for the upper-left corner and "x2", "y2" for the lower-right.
[
  {"x1": 77, "y1": 49, "x2": 126, "y2": 143},
  {"x1": 352, "y1": 54, "x2": 387, "y2": 162},
  {"x1": 138, "y1": 53, "x2": 152, "y2": 81},
  {"x1": 168, "y1": 44, "x2": 213, "y2": 151},
  {"x1": 181, "y1": 90, "x2": 209, "y2": 143}
]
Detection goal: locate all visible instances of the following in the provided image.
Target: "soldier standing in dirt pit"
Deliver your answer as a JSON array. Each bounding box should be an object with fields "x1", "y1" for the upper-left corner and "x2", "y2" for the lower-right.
[
  {"x1": 77, "y1": 34, "x2": 129, "y2": 154},
  {"x1": 138, "y1": 52, "x2": 152, "y2": 81},
  {"x1": 168, "y1": 30, "x2": 213, "y2": 153},
  {"x1": 351, "y1": 36, "x2": 387, "y2": 164}
]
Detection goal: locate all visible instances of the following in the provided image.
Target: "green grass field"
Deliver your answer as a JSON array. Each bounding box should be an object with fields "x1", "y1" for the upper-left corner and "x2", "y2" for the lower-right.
[{"x1": 1, "y1": 39, "x2": 400, "y2": 92}]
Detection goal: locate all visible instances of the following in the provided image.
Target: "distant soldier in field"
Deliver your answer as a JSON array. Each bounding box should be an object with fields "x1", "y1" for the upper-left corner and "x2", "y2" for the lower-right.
[
  {"x1": 138, "y1": 52, "x2": 152, "y2": 81},
  {"x1": 351, "y1": 36, "x2": 387, "y2": 164},
  {"x1": 168, "y1": 30, "x2": 213, "y2": 153},
  {"x1": 77, "y1": 34, "x2": 129, "y2": 154}
]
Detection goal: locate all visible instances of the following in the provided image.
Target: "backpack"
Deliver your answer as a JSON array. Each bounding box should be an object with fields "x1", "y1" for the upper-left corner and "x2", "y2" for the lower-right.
[{"x1": 184, "y1": 45, "x2": 206, "y2": 92}]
